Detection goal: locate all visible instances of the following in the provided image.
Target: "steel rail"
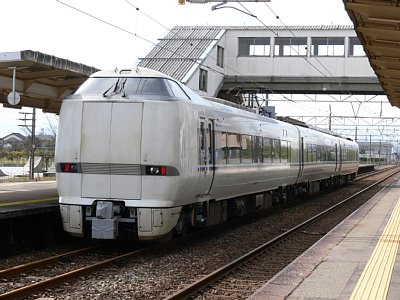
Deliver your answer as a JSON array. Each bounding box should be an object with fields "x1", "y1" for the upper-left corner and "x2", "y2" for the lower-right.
[
  {"x1": 0, "y1": 245, "x2": 99, "y2": 278},
  {"x1": 165, "y1": 167, "x2": 400, "y2": 300},
  {"x1": 0, "y1": 246, "x2": 152, "y2": 300}
]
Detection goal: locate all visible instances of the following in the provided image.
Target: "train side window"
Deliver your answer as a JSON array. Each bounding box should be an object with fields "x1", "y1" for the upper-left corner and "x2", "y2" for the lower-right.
[
  {"x1": 216, "y1": 131, "x2": 228, "y2": 164},
  {"x1": 281, "y1": 140, "x2": 288, "y2": 163},
  {"x1": 316, "y1": 145, "x2": 321, "y2": 162},
  {"x1": 330, "y1": 147, "x2": 336, "y2": 162},
  {"x1": 307, "y1": 144, "x2": 313, "y2": 163},
  {"x1": 263, "y1": 137, "x2": 272, "y2": 163},
  {"x1": 253, "y1": 136, "x2": 262, "y2": 163},
  {"x1": 241, "y1": 135, "x2": 253, "y2": 164},
  {"x1": 227, "y1": 133, "x2": 241, "y2": 164},
  {"x1": 272, "y1": 139, "x2": 280, "y2": 163}
]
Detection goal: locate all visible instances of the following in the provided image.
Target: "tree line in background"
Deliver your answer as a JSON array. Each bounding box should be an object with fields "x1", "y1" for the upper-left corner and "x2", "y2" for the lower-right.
[{"x1": 0, "y1": 135, "x2": 55, "y2": 166}]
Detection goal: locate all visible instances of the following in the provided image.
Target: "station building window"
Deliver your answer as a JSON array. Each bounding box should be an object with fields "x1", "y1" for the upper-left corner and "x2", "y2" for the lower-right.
[
  {"x1": 274, "y1": 37, "x2": 307, "y2": 56},
  {"x1": 311, "y1": 37, "x2": 344, "y2": 56},
  {"x1": 199, "y1": 68, "x2": 208, "y2": 92},
  {"x1": 238, "y1": 37, "x2": 271, "y2": 56},
  {"x1": 217, "y1": 45, "x2": 224, "y2": 67},
  {"x1": 349, "y1": 37, "x2": 366, "y2": 56}
]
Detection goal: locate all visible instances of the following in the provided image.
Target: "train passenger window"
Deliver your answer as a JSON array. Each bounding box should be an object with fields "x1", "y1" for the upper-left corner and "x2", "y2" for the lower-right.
[
  {"x1": 263, "y1": 137, "x2": 272, "y2": 163},
  {"x1": 272, "y1": 139, "x2": 280, "y2": 163},
  {"x1": 253, "y1": 136, "x2": 262, "y2": 163},
  {"x1": 215, "y1": 131, "x2": 228, "y2": 164},
  {"x1": 330, "y1": 147, "x2": 336, "y2": 162},
  {"x1": 281, "y1": 140, "x2": 288, "y2": 163},
  {"x1": 307, "y1": 144, "x2": 313, "y2": 163},
  {"x1": 321, "y1": 146, "x2": 326, "y2": 162},
  {"x1": 227, "y1": 133, "x2": 241, "y2": 164},
  {"x1": 241, "y1": 135, "x2": 253, "y2": 164},
  {"x1": 312, "y1": 145, "x2": 317, "y2": 162},
  {"x1": 343, "y1": 149, "x2": 348, "y2": 161},
  {"x1": 316, "y1": 145, "x2": 321, "y2": 162}
]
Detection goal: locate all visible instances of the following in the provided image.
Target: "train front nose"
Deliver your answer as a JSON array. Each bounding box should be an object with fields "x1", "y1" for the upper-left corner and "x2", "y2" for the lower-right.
[{"x1": 80, "y1": 102, "x2": 143, "y2": 200}]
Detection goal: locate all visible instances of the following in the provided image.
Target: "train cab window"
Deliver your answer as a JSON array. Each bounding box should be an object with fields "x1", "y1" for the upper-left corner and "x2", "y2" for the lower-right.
[
  {"x1": 241, "y1": 135, "x2": 253, "y2": 164},
  {"x1": 216, "y1": 131, "x2": 228, "y2": 164},
  {"x1": 263, "y1": 137, "x2": 272, "y2": 163},
  {"x1": 75, "y1": 77, "x2": 187, "y2": 99},
  {"x1": 227, "y1": 133, "x2": 241, "y2": 164},
  {"x1": 272, "y1": 139, "x2": 281, "y2": 163}
]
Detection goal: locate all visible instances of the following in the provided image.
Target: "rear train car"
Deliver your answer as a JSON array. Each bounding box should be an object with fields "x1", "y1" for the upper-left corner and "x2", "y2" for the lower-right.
[{"x1": 55, "y1": 68, "x2": 359, "y2": 241}]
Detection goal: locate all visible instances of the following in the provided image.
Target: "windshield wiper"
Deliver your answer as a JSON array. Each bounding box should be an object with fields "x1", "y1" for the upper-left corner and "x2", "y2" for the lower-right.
[{"x1": 102, "y1": 79, "x2": 121, "y2": 97}]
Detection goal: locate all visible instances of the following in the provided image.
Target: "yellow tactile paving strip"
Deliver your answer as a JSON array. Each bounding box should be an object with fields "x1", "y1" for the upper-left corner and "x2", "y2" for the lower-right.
[
  {"x1": 350, "y1": 197, "x2": 400, "y2": 300},
  {"x1": 0, "y1": 197, "x2": 58, "y2": 207}
]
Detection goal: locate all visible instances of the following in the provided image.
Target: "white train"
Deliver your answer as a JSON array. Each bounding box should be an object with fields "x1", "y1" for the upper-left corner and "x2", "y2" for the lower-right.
[{"x1": 55, "y1": 68, "x2": 359, "y2": 240}]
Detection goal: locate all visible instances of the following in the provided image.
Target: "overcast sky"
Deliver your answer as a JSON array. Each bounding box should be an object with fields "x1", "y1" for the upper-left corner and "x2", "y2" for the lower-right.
[{"x1": 1, "y1": 0, "x2": 389, "y2": 139}]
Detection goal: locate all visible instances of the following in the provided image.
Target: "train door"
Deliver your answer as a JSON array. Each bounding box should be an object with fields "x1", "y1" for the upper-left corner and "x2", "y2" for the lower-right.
[
  {"x1": 337, "y1": 144, "x2": 343, "y2": 172},
  {"x1": 297, "y1": 137, "x2": 305, "y2": 180},
  {"x1": 199, "y1": 118, "x2": 215, "y2": 195}
]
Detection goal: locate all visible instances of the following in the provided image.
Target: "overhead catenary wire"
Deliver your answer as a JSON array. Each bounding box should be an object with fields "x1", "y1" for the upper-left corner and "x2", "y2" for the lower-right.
[{"x1": 56, "y1": 0, "x2": 398, "y2": 146}]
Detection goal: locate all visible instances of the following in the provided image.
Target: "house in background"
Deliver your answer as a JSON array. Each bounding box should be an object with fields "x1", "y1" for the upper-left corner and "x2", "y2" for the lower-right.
[{"x1": 0, "y1": 133, "x2": 26, "y2": 150}]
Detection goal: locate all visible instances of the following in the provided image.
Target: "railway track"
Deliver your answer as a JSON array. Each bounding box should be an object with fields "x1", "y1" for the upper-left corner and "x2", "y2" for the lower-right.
[
  {"x1": 0, "y1": 166, "x2": 397, "y2": 299},
  {"x1": 0, "y1": 244, "x2": 151, "y2": 300},
  {"x1": 165, "y1": 167, "x2": 400, "y2": 299}
]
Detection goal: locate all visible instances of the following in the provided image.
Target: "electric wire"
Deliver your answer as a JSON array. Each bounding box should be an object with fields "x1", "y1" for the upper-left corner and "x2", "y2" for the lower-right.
[{"x1": 56, "y1": 0, "x2": 398, "y2": 145}]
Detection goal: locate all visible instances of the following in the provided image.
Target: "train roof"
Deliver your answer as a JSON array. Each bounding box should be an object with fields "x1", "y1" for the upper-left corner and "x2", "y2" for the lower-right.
[{"x1": 89, "y1": 67, "x2": 173, "y2": 79}]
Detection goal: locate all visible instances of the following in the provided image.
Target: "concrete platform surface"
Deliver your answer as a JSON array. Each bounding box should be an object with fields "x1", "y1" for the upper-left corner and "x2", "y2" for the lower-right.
[{"x1": 249, "y1": 176, "x2": 400, "y2": 300}]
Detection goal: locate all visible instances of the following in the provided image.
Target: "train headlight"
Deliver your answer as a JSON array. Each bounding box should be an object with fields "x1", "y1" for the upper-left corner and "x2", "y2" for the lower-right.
[{"x1": 145, "y1": 165, "x2": 167, "y2": 176}]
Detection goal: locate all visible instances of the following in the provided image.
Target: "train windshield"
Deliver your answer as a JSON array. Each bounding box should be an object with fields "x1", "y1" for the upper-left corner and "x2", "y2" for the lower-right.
[{"x1": 75, "y1": 77, "x2": 190, "y2": 100}]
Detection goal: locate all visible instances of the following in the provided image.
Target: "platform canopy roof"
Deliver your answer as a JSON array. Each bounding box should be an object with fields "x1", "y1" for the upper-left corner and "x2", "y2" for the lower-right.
[
  {"x1": 344, "y1": 0, "x2": 400, "y2": 108},
  {"x1": 0, "y1": 50, "x2": 99, "y2": 114}
]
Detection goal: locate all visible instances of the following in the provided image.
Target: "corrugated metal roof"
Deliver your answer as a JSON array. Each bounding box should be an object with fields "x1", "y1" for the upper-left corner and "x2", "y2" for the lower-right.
[{"x1": 138, "y1": 26, "x2": 224, "y2": 81}]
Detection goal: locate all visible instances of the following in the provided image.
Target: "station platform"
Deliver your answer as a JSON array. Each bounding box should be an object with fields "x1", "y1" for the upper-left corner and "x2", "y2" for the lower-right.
[
  {"x1": 0, "y1": 180, "x2": 58, "y2": 219},
  {"x1": 0, "y1": 180, "x2": 64, "y2": 257},
  {"x1": 249, "y1": 174, "x2": 400, "y2": 300}
]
